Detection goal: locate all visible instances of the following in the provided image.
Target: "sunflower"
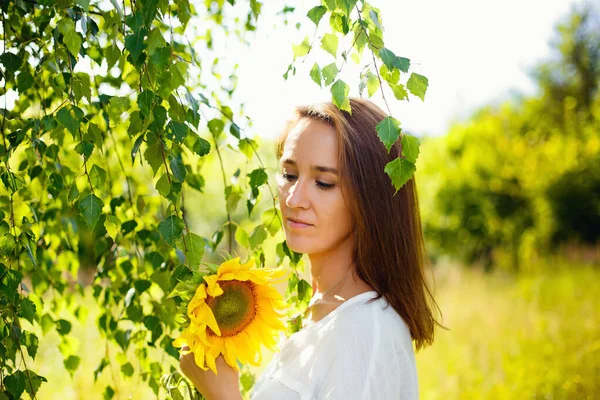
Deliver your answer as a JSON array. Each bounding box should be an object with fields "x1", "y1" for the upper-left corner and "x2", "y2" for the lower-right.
[{"x1": 173, "y1": 257, "x2": 289, "y2": 374}]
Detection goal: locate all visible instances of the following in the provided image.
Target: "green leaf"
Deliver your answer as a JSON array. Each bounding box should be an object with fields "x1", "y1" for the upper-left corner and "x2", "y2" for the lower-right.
[
  {"x1": 367, "y1": 71, "x2": 379, "y2": 97},
  {"x1": 124, "y1": 28, "x2": 148, "y2": 63},
  {"x1": 24, "y1": 371, "x2": 46, "y2": 397},
  {"x1": 376, "y1": 116, "x2": 401, "y2": 153},
  {"x1": 109, "y1": 96, "x2": 131, "y2": 115},
  {"x1": 309, "y1": 63, "x2": 322, "y2": 87},
  {"x1": 207, "y1": 119, "x2": 224, "y2": 137},
  {"x1": 321, "y1": 33, "x2": 338, "y2": 58},
  {"x1": 249, "y1": 225, "x2": 267, "y2": 250},
  {"x1": 238, "y1": 138, "x2": 257, "y2": 160},
  {"x1": 158, "y1": 215, "x2": 185, "y2": 247},
  {"x1": 79, "y1": 194, "x2": 104, "y2": 231},
  {"x1": 56, "y1": 319, "x2": 72, "y2": 335},
  {"x1": 68, "y1": 183, "x2": 80, "y2": 202},
  {"x1": 138, "y1": 89, "x2": 155, "y2": 118},
  {"x1": 168, "y1": 95, "x2": 186, "y2": 123},
  {"x1": 17, "y1": 70, "x2": 34, "y2": 93},
  {"x1": 396, "y1": 57, "x2": 410, "y2": 73},
  {"x1": 23, "y1": 332, "x2": 39, "y2": 358},
  {"x1": 331, "y1": 79, "x2": 351, "y2": 113},
  {"x1": 151, "y1": 105, "x2": 167, "y2": 131},
  {"x1": 250, "y1": 0, "x2": 262, "y2": 19},
  {"x1": 235, "y1": 226, "x2": 250, "y2": 249},
  {"x1": 307, "y1": 6, "x2": 327, "y2": 26},
  {"x1": 166, "y1": 121, "x2": 188, "y2": 144},
  {"x1": 106, "y1": 44, "x2": 121, "y2": 69},
  {"x1": 379, "y1": 48, "x2": 409, "y2": 73},
  {"x1": 64, "y1": 355, "x2": 81, "y2": 376},
  {"x1": 184, "y1": 232, "x2": 205, "y2": 268},
  {"x1": 4, "y1": 370, "x2": 27, "y2": 399},
  {"x1": 322, "y1": 63, "x2": 338, "y2": 86},
  {"x1": 391, "y1": 83, "x2": 408, "y2": 100},
  {"x1": 406, "y1": 72, "x2": 428, "y2": 101},
  {"x1": 124, "y1": 113, "x2": 141, "y2": 139},
  {"x1": 19, "y1": 297, "x2": 36, "y2": 323},
  {"x1": 131, "y1": 134, "x2": 144, "y2": 163},
  {"x1": 94, "y1": 359, "x2": 109, "y2": 382},
  {"x1": 0, "y1": 52, "x2": 22, "y2": 74},
  {"x1": 228, "y1": 122, "x2": 240, "y2": 139},
  {"x1": 41, "y1": 314, "x2": 54, "y2": 335},
  {"x1": 150, "y1": 45, "x2": 171, "y2": 69},
  {"x1": 64, "y1": 31, "x2": 82, "y2": 56},
  {"x1": 169, "y1": 157, "x2": 186, "y2": 183},
  {"x1": 292, "y1": 37, "x2": 310, "y2": 59},
  {"x1": 379, "y1": 48, "x2": 396, "y2": 70},
  {"x1": 337, "y1": 0, "x2": 358, "y2": 17},
  {"x1": 186, "y1": 173, "x2": 204, "y2": 192},
  {"x1": 225, "y1": 184, "x2": 243, "y2": 213},
  {"x1": 384, "y1": 157, "x2": 416, "y2": 193},
  {"x1": 380, "y1": 64, "x2": 399, "y2": 85},
  {"x1": 155, "y1": 173, "x2": 171, "y2": 198},
  {"x1": 142, "y1": 0, "x2": 158, "y2": 26},
  {"x1": 248, "y1": 168, "x2": 268, "y2": 188},
  {"x1": 192, "y1": 137, "x2": 211, "y2": 157},
  {"x1": 147, "y1": 28, "x2": 166, "y2": 54},
  {"x1": 369, "y1": 8, "x2": 383, "y2": 31},
  {"x1": 121, "y1": 362, "x2": 134, "y2": 377},
  {"x1": 72, "y1": 73, "x2": 91, "y2": 103},
  {"x1": 0, "y1": 233, "x2": 17, "y2": 254},
  {"x1": 261, "y1": 208, "x2": 282, "y2": 236},
  {"x1": 400, "y1": 134, "x2": 420, "y2": 164},
  {"x1": 89, "y1": 164, "x2": 107, "y2": 188},
  {"x1": 143, "y1": 141, "x2": 163, "y2": 177},
  {"x1": 104, "y1": 215, "x2": 121, "y2": 240},
  {"x1": 56, "y1": 105, "x2": 84, "y2": 136},
  {"x1": 297, "y1": 279, "x2": 312, "y2": 302}
]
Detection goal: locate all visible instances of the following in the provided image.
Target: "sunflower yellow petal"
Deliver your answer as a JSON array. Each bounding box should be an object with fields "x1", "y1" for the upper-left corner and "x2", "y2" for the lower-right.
[
  {"x1": 172, "y1": 335, "x2": 188, "y2": 349},
  {"x1": 223, "y1": 338, "x2": 239, "y2": 371},
  {"x1": 204, "y1": 275, "x2": 224, "y2": 297},
  {"x1": 205, "y1": 347, "x2": 220, "y2": 375},
  {"x1": 217, "y1": 257, "x2": 242, "y2": 276},
  {"x1": 219, "y1": 272, "x2": 236, "y2": 281},
  {"x1": 203, "y1": 303, "x2": 221, "y2": 336}
]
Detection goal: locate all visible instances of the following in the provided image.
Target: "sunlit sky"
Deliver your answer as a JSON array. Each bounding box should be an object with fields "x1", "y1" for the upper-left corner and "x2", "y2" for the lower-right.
[
  {"x1": 232, "y1": 0, "x2": 584, "y2": 139},
  {"x1": 2, "y1": 0, "x2": 586, "y2": 140}
]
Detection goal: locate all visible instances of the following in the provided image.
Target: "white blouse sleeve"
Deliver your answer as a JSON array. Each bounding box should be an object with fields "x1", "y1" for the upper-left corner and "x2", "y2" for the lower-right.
[{"x1": 312, "y1": 304, "x2": 419, "y2": 400}]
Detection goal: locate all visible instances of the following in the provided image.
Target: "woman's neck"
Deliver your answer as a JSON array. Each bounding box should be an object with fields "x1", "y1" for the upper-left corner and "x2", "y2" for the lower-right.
[{"x1": 307, "y1": 235, "x2": 373, "y2": 298}]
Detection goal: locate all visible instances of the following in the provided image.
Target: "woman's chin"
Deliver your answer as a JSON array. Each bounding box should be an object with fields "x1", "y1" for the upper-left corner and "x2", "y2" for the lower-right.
[{"x1": 284, "y1": 237, "x2": 311, "y2": 255}]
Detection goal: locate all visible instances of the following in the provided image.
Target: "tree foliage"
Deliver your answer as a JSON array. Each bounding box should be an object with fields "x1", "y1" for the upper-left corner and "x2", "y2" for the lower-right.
[
  {"x1": 418, "y1": 4, "x2": 600, "y2": 272},
  {"x1": 0, "y1": 0, "x2": 428, "y2": 397}
]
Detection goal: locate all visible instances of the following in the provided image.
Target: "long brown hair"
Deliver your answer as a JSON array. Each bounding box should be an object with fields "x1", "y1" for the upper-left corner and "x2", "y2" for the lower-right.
[{"x1": 276, "y1": 98, "x2": 441, "y2": 350}]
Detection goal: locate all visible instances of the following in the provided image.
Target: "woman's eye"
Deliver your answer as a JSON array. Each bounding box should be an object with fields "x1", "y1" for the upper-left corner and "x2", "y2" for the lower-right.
[
  {"x1": 316, "y1": 181, "x2": 334, "y2": 190},
  {"x1": 281, "y1": 173, "x2": 335, "y2": 190}
]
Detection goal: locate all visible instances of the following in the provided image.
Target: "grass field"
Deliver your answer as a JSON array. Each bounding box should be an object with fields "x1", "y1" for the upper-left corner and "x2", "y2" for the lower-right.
[
  {"x1": 28, "y1": 255, "x2": 600, "y2": 399},
  {"x1": 416, "y1": 256, "x2": 600, "y2": 400}
]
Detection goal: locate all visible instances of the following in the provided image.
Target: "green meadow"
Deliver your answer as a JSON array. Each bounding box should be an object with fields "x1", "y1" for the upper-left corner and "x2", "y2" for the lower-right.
[{"x1": 26, "y1": 253, "x2": 599, "y2": 399}]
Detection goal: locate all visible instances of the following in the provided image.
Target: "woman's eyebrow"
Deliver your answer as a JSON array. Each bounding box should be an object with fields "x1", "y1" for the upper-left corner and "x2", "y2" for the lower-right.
[{"x1": 281, "y1": 158, "x2": 339, "y2": 175}]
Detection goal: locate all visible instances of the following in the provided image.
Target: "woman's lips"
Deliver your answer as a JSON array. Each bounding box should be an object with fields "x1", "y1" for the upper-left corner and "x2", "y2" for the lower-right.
[{"x1": 287, "y1": 218, "x2": 313, "y2": 229}]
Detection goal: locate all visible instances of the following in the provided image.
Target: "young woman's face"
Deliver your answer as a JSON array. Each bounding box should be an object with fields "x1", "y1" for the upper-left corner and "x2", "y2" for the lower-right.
[{"x1": 276, "y1": 117, "x2": 354, "y2": 255}]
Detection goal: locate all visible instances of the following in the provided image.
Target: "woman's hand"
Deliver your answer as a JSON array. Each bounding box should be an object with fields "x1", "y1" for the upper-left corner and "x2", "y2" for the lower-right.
[{"x1": 179, "y1": 346, "x2": 242, "y2": 400}]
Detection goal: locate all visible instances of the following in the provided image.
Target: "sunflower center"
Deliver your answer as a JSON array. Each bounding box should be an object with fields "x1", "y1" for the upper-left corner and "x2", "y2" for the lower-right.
[{"x1": 206, "y1": 280, "x2": 257, "y2": 337}]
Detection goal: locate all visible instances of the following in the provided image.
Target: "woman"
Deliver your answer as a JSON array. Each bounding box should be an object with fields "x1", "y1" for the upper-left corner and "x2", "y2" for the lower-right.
[{"x1": 179, "y1": 98, "x2": 440, "y2": 399}]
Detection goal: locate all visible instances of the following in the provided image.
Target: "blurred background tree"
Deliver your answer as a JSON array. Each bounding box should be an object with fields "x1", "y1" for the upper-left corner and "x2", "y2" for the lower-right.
[{"x1": 418, "y1": 3, "x2": 600, "y2": 272}]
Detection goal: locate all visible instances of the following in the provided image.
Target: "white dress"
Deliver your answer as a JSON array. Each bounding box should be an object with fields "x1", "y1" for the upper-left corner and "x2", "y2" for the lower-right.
[{"x1": 250, "y1": 290, "x2": 419, "y2": 400}]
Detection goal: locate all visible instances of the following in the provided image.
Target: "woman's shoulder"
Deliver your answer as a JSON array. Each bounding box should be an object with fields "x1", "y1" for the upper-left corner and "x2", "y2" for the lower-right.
[
  {"x1": 330, "y1": 292, "x2": 412, "y2": 334},
  {"x1": 320, "y1": 291, "x2": 415, "y2": 355}
]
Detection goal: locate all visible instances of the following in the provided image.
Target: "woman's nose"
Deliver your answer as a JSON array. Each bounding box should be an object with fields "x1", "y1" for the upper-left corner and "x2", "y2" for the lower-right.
[{"x1": 286, "y1": 179, "x2": 310, "y2": 209}]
